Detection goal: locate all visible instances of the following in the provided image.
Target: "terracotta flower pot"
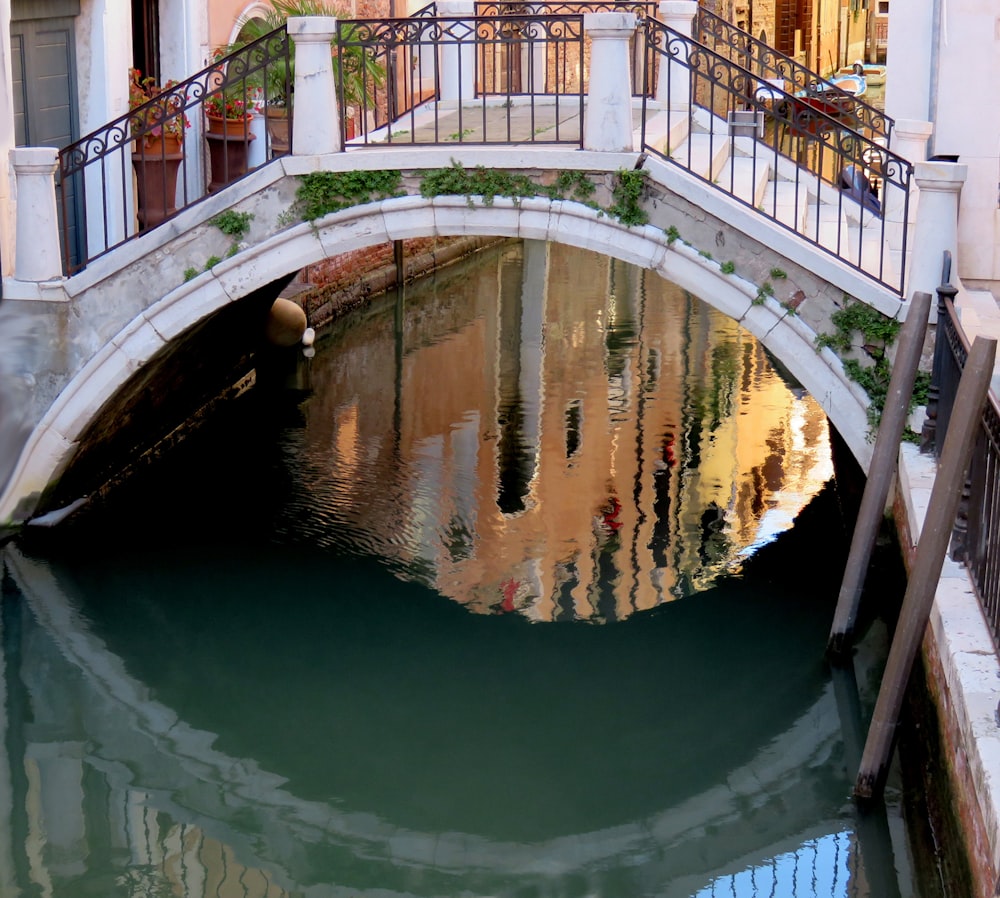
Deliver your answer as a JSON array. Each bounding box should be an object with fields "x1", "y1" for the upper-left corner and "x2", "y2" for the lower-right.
[
  {"x1": 206, "y1": 113, "x2": 254, "y2": 138},
  {"x1": 265, "y1": 106, "x2": 290, "y2": 157},
  {"x1": 131, "y1": 135, "x2": 184, "y2": 230}
]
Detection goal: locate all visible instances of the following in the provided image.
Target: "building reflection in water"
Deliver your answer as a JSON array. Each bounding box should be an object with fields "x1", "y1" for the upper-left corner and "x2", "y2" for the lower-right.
[
  {"x1": 292, "y1": 240, "x2": 833, "y2": 621},
  {"x1": 0, "y1": 238, "x2": 916, "y2": 898}
]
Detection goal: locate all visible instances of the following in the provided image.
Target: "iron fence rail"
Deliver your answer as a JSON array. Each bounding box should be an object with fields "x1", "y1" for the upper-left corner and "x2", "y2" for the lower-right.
[
  {"x1": 474, "y1": 0, "x2": 658, "y2": 95},
  {"x1": 640, "y1": 17, "x2": 910, "y2": 295},
  {"x1": 54, "y1": 9, "x2": 911, "y2": 294},
  {"x1": 695, "y1": 6, "x2": 893, "y2": 142},
  {"x1": 924, "y1": 256, "x2": 1000, "y2": 654},
  {"x1": 57, "y1": 27, "x2": 292, "y2": 274},
  {"x1": 336, "y1": 13, "x2": 586, "y2": 147}
]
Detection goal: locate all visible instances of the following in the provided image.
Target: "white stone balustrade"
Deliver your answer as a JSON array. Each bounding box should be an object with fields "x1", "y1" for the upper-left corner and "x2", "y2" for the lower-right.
[
  {"x1": 10, "y1": 147, "x2": 62, "y2": 283},
  {"x1": 438, "y1": 0, "x2": 477, "y2": 103},
  {"x1": 907, "y1": 160, "x2": 967, "y2": 300},
  {"x1": 657, "y1": 1, "x2": 698, "y2": 111},
  {"x1": 583, "y1": 12, "x2": 637, "y2": 153},
  {"x1": 288, "y1": 16, "x2": 341, "y2": 155}
]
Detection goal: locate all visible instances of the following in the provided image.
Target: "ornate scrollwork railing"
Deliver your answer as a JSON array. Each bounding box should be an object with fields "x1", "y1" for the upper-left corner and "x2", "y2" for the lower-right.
[
  {"x1": 641, "y1": 18, "x2": 911, "y2": 294},
  {"x1": 475, "y1": 1, "x2": 658, "y2": 95},
  {"x1": 695, "y1": 6, "x2": 893, "y2": 141},
  {"x1": 336, "y1": 13, "x2": 586, "y2": 144},
  {"x1": 58, "y1": 27, "x2": 291, "y2": 274}
]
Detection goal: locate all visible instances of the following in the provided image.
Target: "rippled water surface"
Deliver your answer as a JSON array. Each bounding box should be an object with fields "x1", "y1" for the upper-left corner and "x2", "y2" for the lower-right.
[{"x1": 0, "y1": 243, "x2": 938, "y2": 897}]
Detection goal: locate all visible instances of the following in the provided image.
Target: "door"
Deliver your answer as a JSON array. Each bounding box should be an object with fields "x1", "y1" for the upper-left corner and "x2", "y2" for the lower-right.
[{"x1": 10, "y1": 5, "x2": 83, "y2": 271}]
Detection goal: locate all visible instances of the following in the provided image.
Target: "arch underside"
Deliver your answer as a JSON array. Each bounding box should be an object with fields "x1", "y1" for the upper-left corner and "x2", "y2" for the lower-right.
[{"x1": 2, "y1": 194, "x2": 871, "y2": 525}]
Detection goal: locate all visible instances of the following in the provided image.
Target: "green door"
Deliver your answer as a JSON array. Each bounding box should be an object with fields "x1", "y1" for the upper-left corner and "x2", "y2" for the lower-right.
[{"x1": 10, "y1": 4, "x2": 83, "y2": 271}]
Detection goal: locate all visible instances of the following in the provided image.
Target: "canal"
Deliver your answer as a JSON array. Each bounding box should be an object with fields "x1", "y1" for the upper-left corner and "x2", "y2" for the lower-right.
[{"x1": 0, "y1": 241, "x2": 949, "y2": 896}]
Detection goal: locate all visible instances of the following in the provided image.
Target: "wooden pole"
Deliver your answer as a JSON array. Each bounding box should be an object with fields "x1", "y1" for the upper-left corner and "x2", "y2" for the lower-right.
[
  {"x1": 855, "y1": 335, "x2": 997, "y2": 800},
  {"x1": 828, "y1": 291, "x2": 933, "y2": 657}
]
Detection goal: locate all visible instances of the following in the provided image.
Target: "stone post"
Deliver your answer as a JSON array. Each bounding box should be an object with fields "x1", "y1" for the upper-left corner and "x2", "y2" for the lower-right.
[
  {"x1": 885, "y1": 119, "x2": 932, "y2": 228},
  {"x1": 583, "y1": 12, "x2": 637, "y2": 153},
  {"x1": 882, "y1": 119, "x2": 933, "y2": 289},
  {"x1": 288, "y1": 17, "x2": 341, "y2": 155},
  {"x1": 528, "y1": 4, "x2": 546, "y2": 94},
  {"x1": 657, "y1": 1, "x2": 697, "y2": 110},
  {"x1": 10, "y1": 147, "x2": 63, "y2": 282},
  {"x1": 907, "y1": 160, "x2": 966, "y2": 301},
  {"x1": 438, "y1": 0, "x2": 476, "y2": 103}
]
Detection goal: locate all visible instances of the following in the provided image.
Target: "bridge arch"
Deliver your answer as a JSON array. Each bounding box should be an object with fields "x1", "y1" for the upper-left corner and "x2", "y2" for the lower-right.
[{"x1": 4, "y1": 178, "x2": 875, "y2": 526}]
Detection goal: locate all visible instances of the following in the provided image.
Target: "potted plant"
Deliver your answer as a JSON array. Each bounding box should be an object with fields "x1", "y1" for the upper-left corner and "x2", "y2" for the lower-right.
[
  {"x1": 129, "y1": 67, "x2": 190, "y2": 153},
  {"x1": 230, "y1": 0, "x2": 386, "y2": 149},
  {"x1": 128, "y1": 68, "x2": 191, "y2": 229},
  {"x1": 203, "y1": 84, "x2": 259, "y2": 192},
  {"x1": 204, "y1": 87, "x2": 255, "y2": 137}
]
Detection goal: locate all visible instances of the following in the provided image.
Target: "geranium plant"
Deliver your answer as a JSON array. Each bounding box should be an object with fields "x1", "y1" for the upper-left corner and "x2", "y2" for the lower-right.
[
  {"x1": 128, "y1": 68, "x2": 190, "y2": 145},
  {"x1": 204, "y1": 89, "x2": 254, "y2": 121}
]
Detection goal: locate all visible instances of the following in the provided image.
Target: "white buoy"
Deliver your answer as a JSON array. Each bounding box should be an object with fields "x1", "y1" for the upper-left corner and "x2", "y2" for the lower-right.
[{"x1": 302, "y1": 326, "x2": 315, "y2": 347}]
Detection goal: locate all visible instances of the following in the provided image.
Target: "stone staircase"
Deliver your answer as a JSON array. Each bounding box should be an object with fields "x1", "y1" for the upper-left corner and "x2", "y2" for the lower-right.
[{"x1": 646, "y1": 108, "x2": 895, "y2": 288}]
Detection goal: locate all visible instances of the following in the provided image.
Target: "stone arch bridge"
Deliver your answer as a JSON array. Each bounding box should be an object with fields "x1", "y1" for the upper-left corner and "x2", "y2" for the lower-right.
[{"x1": 0, "y1": 11, "x2": 964, "y2": 530}]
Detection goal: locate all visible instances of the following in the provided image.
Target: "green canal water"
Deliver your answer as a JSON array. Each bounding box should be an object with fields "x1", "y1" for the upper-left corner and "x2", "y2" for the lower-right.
[{"x1": 0, "y1": 242, "x2": 948, "y2": 897}]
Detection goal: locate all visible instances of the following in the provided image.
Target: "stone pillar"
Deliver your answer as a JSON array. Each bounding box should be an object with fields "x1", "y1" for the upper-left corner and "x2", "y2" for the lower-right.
[
  {"x1": 883, "y1": 119, "x2": 933, "y2": 285},
  {"x1": 528, "y1": 4, "x2": 546, "y2": 94},
  {"x1": 288, "y1": 17, "x2": 341, "y2": 155},
  {"x1": 907, "y1": 161, "x2": 966, "y2": 301},
  {"x1": 657, "y1": 1, "x2": 697, "y2": 110},
  {"x1": 10, "y1": 147, "x2": 63, "y2": 282},
  {"x1": 885, "y1": 119, "x2": 932, "y2": 227},
  {"x1": 438, "y1": 0, "x2": 476, "y2": 103},
  {"x1": 583, "y1": 12, "x2": 637, "y2": 153}
]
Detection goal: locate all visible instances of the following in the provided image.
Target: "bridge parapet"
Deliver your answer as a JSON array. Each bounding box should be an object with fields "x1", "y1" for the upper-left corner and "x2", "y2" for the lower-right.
[{"x1": 1, "y1": 143, "x2": 908, "y2": 528}]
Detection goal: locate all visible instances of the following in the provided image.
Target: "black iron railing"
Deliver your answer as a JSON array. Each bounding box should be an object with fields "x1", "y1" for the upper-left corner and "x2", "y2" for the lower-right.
[
  {"x1": 641, "y1": 18, "x2": 911, "y2": 295},
  {"x1": 57, "y1": 26, "x2": 291, "y2": 274},
  {"x1": 475, "y1": 1, "x2": 658, "y2": 95},
  {"x1": 336, "y1": 14, "x2": 586, "y2": 146},
  {"x1": 695, "y1": 7, "x2": 893, "y2": 142},
  {"x1": 922, "y1": 254, "x2": 1000, "y2": 653}
]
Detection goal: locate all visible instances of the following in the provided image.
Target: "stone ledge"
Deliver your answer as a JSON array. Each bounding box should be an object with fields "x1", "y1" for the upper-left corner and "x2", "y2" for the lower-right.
[{"x1": 898, "y1": 442, "x2": 1000, "y2": 896}]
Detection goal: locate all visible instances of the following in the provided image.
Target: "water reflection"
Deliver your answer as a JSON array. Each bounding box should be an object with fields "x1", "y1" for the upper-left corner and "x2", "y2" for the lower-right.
[
  {"x1": 278, "y1": 241, "x2": 832, "y2": 621},
  {"x1": 0, "y1": 242, "x2": 922, "y2": 898}
]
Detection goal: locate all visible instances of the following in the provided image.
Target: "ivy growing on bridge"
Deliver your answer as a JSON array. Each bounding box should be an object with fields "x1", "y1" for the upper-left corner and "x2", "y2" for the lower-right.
[
  {"x1": 816, "y1": 297, "x2": 930, "y2": 440},
  {"x1": 297, "y1": 170, "x2": 405, "y2": 221},
  {"x1": 418, "y1": 161, "x2": 597, "y2": 209}
]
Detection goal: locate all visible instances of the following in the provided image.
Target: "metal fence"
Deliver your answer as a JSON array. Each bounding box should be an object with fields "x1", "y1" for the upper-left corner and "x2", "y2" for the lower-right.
[
  {"x1": 335, "y1": 13, "x2": 586, "y2": 147},
  {"x1": 695, "y1": 6, "x2": 893, "y2": 142},
  {"x1": 57, "y1": 27, "x2": 292, "y2": 274},
  {"x1": 922, "y1": 253, "x2": 1000, "y2": 653},
  {"x1": 475, "y1": 1, "x2": 658, "y2": 95},
  {"x1": 640, "y1": 17, "x2": 911, "y2": 296}
]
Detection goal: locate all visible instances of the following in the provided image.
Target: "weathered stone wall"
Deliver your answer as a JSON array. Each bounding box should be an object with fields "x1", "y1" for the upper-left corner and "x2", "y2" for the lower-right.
[{"x1": 894, "y1": 444, "x2": 1000, "y2": 898}]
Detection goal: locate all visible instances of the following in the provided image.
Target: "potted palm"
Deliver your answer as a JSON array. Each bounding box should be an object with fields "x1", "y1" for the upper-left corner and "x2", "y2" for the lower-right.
[
  {"x1": 231, "y1": 0, "x2": 385, "y2": 149},
  {"x1": 129, "y1": 68, "x2": 191, "y2": 229}
]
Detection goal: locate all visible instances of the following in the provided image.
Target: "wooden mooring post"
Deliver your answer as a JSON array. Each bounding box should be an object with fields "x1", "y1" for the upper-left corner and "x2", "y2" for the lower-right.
[
  {"x1": 855, "y1": 334, "x2": 997, "y2": 800},
  {"x1": 828, "y1": 290, "x2": 933, "y2": 657}
]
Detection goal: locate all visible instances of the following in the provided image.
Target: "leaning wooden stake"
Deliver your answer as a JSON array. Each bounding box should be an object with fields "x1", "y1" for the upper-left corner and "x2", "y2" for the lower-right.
[
  {"x1": 828, "y1": 291, "x2": 933, "y2": 657},
  {"x1": 855, "y1": 335, "x2": 996, "y2": 800}
]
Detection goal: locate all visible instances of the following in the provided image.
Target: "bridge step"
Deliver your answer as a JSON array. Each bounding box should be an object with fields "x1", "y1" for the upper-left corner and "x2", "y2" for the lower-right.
[
  {"x1": 716, "y1": 156, "x2": 772, "y2": 208},
  {"x1": 759, "y1": 180, "x2": 809, "y2": 232},
  {"x1": 804, "y1": 202, "x2": 852, "y2": 256},
  {"x1": 641, "y1": 109, "x2": 690, "y2": 157},
  {"x1": 844, "y1": 222, "x2": 897, "y2": 283},
  {"x1": 673, "y1": 132, "x2": 730, "y2": 181}
]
